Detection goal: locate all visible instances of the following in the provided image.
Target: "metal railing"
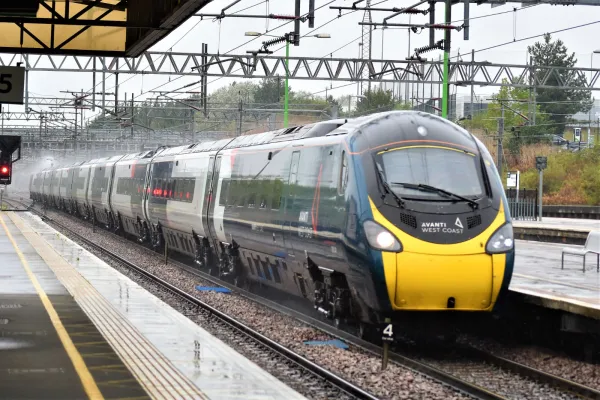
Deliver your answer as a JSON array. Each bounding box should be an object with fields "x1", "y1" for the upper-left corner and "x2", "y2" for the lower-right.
[{"x1": 506, "y1": 188, "x2": 538, "y2": 221}]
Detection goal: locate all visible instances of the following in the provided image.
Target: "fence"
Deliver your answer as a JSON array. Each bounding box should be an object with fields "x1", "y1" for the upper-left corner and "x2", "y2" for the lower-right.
[{"x1": 506, "y1": 188, "x2": 538, "y2": 221}]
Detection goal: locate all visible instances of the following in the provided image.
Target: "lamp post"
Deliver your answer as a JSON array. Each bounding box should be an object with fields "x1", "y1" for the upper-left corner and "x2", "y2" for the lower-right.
[{"x1": 245, "y1": 32, "x2": 331, "y2": 128}]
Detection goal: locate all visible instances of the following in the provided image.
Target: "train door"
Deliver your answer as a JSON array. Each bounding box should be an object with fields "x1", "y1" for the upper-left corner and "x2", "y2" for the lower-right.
[
  {"x1": 142, "y1": 161, "x2": 153, "y2": 223},
  {"x1": 282, "y1": 151, "x2": 301, "y2": 259},
  {"x1": 208, "y1": 156, "x2": 226, "y2": 243},
  {"x1": 201, "y1": 155, "x2": 215, "y2": 239}
]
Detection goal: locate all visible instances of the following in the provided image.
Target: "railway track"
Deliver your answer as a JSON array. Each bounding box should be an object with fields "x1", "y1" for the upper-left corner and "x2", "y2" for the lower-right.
[{"x1": 7, "y1": 196, "x2": 600, "y2": 400}]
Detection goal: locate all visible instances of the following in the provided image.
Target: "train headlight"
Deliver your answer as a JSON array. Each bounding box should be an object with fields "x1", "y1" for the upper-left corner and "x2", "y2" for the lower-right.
[
  {"x1": 364, "y1": 220, "x2": 402, "y2": 252},
  {"x1": 485, "y1": 223, "x2": 514, "y2": 254}
]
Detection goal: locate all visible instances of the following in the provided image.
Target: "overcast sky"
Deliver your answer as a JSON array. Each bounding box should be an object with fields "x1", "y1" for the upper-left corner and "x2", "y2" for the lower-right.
[{"x1": 7, "y1": 0, "x2": 600, "y2": 123}]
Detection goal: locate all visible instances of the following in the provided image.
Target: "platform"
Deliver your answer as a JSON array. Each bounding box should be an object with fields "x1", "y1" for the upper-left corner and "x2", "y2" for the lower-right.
[
  {"x1": 0, "y1": 211, "x2": 306, "y2": 400},
  {"x1": 513, "y1": 217, "x2": 600, "y2": 245},
  {"x1": 511, "y1": 239, "x2": 600, "y2": 320}
]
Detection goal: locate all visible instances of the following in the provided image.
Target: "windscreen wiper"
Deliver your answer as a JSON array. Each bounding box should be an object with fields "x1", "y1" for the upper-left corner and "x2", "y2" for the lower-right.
[
  {"x1": 391, "y1": 182, "x2": 479, "y2": 209},
  {"x1": 373, "y1": 160, "x2": 405, "y2": 209}
]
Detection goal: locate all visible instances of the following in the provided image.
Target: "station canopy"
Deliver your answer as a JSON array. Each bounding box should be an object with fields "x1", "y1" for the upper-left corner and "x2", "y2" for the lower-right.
[{"x1": 0, "y1": 0, "x2": 211, "y2": 57}]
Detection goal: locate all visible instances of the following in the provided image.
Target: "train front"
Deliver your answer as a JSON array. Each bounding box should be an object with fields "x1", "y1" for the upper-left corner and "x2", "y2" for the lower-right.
[{"x1": 355, "y1": 111, "x2": 514, "y2": 317}]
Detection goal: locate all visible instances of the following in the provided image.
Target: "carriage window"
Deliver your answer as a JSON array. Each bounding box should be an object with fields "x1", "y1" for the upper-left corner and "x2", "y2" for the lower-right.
[
  {"x1": 271, "y1": 179, "x2": 282, "y2": 210},
  {"x1": 247, "y1": 180, "x2": 256, "y2": 208},
  {"x1": 338, "y1": 151, "x2": 349, "y2": 195},
  {"x1": 219, "y1": 180, "x2": 229, "y2": 206}
]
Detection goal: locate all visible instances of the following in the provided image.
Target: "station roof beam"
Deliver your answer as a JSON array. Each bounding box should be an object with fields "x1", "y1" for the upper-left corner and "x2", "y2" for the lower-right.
[{"x1": 0, "y1": 0, "x2": 212, "y2": 57}]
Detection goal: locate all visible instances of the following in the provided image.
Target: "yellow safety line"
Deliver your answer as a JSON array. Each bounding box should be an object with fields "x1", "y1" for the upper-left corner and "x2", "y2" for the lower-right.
[{"x1": 0, "y1": 213, "x2": 104, "y2": 400}]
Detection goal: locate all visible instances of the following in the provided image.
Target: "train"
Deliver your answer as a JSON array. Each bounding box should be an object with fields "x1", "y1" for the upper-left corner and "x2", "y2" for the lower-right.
[{"x1": 29, "y1": 110, "x2": 515, "y2": 336}]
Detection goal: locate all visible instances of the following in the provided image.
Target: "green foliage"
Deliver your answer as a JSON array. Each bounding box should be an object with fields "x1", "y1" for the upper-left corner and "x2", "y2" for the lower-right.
[
  {"x1": 208, "y1": 81, "x2": 256, "y2": 106},
  {"x1": 516, "y1": 145, "x2": 600, "y2": 204},
  {"x1": 394, "y1": 102, "x2": 413, "y2": 111},
  {"x1": 254, "y1": 77, "x2": 289, "y2": 104},
  {"x1": 527, "y1": 34, "x2": 593, "y2": 135},
  {"x1": 356, "y1": 88, "x2": 395, "y2": 115}
]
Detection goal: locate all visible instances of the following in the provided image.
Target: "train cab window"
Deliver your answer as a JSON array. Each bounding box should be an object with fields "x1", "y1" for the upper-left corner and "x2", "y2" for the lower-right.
[{"x1": 338, "y1": 151, "x2": 349, "y2": 195}]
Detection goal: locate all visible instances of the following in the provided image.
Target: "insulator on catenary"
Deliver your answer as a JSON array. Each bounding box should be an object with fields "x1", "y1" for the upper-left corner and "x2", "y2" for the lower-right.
[
  {"x1": 414, "y1": 40, "x2": 444, "y2": 55},
  {"x1": 262, "y1": 36, "x2": 287, "y2": 48}
]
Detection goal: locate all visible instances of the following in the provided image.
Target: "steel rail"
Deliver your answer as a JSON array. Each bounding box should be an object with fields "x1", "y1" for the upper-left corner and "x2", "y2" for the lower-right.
[
  {"x1": 13, "y1": 197, "x2": 600, "y2": 400},
  {"x1": 6, "y1": 199, "x2": 378, "y2": 400}
]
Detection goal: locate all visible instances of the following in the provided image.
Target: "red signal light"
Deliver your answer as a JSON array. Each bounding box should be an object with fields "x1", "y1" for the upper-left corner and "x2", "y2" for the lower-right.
[{"x1": 0, "y1": 166, "x2": 8, "y2": 175}]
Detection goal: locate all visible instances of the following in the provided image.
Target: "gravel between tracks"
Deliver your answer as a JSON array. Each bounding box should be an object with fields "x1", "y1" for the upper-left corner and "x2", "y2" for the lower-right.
[
  {"x1": 414, "y1": 356, "x2": 578, "y2": 400},
  {"x1": 35, "y1": 208, "x2": 470, "y2": 400},
  {"x1": 463, "y1": 337, "x2": 600, "y2": 393}
]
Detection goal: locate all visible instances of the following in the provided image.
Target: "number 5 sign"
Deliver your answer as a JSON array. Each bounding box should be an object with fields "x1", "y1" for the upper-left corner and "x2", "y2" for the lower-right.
[{"x1": 0, "y1": 66, "x2": 25, "y2": 105}]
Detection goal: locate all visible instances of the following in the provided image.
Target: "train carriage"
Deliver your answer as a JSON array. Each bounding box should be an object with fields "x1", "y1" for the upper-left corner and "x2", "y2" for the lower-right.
[
  {"x1": 70, "y1": 160, "x2": 94, "y2": 219},
  {"x1": 86, "y1": 155, "x2": 124, "y2": 229},
  {"x1": 110, "y1": 150, "x2": 157, "y2": 239},
  {"x1": 30, "y1": 111, "x2": 515, "y2": 334}
]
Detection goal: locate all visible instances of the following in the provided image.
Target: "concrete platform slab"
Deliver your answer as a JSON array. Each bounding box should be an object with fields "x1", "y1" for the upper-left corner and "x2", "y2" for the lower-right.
[
  {"x1": 8, "y1": 211, "x2": 306, "y2": 400},
  {"x1": 511, "y1": 239, "x2": 600, "y2": 319},
  {"x1": 513, "y1": 217, "x2": 600, "y2": 245},
  {"x1": 0, "y1": 213, "x2": 149, "y2": 400}
]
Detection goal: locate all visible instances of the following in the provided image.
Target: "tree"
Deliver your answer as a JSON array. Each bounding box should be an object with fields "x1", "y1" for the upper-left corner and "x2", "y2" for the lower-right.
[
  {"x1": 254, "y1": 77, "x2": 290, "y2": 104},
  {"x1": 208, "y1": 81, "x2": 256, "y2": 106},
  {"x1": 528, "y1": 34, "x2": 593, "y2": 135},
  {"x1": 470, "y1": 78, "x2": 549, "y2": 154},
  {"x1": 356, "y1": 87, "x2": 395, "y2": 115}
]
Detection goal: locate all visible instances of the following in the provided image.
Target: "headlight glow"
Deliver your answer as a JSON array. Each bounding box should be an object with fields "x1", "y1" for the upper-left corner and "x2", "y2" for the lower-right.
[
  {"x1": 485, "y1": 223, "x2": 514, "y2": 254},
  {"x1": 364, "y1": 220, "x2": 402, "y2": 252}
]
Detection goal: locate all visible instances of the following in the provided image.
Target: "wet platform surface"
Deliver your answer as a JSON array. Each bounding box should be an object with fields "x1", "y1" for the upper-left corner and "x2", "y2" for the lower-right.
[
  {"x1": 513, "y1": 217, "x2": 600, "y2": 233},
  {"x1": 4, "y1": 211, "x2": 306, "y2": 400},
  {"x1": 511, "y1": 239, "x2": 600, "y2": 319},
  {"x1": 0, "y1": 213, "x2": 148, "y2": 399}
]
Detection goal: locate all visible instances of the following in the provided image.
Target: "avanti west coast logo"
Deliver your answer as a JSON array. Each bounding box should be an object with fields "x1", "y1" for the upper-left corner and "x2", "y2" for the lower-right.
[{"x1": 421, "y1": 218, "x2": 464, "y2": 234}]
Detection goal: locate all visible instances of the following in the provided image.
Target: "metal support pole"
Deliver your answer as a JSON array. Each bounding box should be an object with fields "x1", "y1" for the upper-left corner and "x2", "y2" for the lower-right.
[
  {"x1": 131, "y1": 93, "x2": 134, "y2": 139},
  {"x1": 429, "y1": 2, "x2": 435, "y2": 46},
  {"x1": 102, "y1": 68, "x2": 106, "y2": 117},
  {"x1": 382, "y1": 317, "x2": 391, "y2": 370},
  {"x1": 538, "y1": 169, "x2": 543, "y2": 222},
  {"x1": 24, "y1": 58, "x2": 29, "y2": 112},
  {"x1": 202, "y1": 43, "x2": 208, "y2": 118},
  {"x1": 441, "y1": 0, "x2": 451, "y2": 119},
  {"x1": 238, "y1": 100, "x2": 243, "y2": 135},
  {"x1": 470, "y1": 50, "x2": 474, "y2": 123},
  {"x1": 463, "y1": 0, "x2": 469, "y2": 40},
  {"x1": 284, "y1": 38, "x2": 290, "y2": 128},
  {"x1": 498, "y1": 104, "x2": 504, "y2": 174},
  {"x1": 92, "y1": 58, "x2": 96, "y2": 112},
  {"x1": 294, "y1": 0, "x2": 301, "y2": 46},
  {"x1": 115, "y1": 72, "x2": 119, "y2": 114}
]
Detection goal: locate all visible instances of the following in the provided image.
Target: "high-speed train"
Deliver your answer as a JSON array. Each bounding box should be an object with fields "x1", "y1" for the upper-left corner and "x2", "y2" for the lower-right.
[{"x1": 30, "y1": 111, "x2": 515, "y2": 333}]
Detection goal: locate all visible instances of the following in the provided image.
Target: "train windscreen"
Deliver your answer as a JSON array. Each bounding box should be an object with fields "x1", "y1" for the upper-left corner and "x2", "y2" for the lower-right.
[{"x1": 378, "y1": 146, "x2": 484, "y2": 199}]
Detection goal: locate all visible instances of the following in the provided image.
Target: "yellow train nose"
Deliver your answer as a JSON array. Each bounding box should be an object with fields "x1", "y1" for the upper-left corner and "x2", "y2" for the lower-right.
[
  {"x1": 381, "y1": 251, "x2": 507, "y2": 311},
  {"x1": 395, "y1": 252, "x2": 495, "y2": 310}
]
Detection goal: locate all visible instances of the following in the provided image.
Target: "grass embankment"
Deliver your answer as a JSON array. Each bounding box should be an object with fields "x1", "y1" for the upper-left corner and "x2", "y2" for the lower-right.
[{"x1": 474, "y1": 131, "x2": 600, "y2": 205}]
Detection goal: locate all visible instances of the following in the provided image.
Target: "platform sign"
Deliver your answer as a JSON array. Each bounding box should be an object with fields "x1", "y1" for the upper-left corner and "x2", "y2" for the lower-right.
[
  {"x1": 381, "y1": 323, "x2": 395, "y2": 343},
  {"x1": 0, "y1": 66, "x2": 25, "y2": 105},
  {"x1": 506, "y1": 171, "x2": 520, "y2": 189}
]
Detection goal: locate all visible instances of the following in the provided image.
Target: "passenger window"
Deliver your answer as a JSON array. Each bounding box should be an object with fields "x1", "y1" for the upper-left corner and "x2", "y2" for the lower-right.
[
  {"x1": 338, "y1": 151, "x2": 349, "y2": 195},
  {"x1": 271, "y1": 180, "x2": 282, "y2": 210},
  {"x1": 219, "y1": 180, "x2": 229, "y2": 206}
]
